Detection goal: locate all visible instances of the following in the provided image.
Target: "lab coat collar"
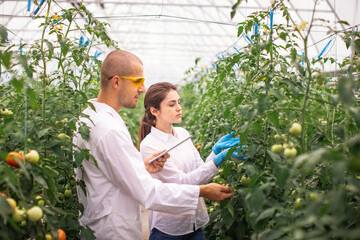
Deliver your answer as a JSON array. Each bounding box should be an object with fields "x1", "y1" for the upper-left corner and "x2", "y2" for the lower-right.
[{"x1": 88, "y1": 98, "x2": 123, "y2": 122}]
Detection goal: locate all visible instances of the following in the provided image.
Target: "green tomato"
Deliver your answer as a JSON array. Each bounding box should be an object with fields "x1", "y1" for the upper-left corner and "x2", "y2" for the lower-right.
[
  {"x1": 6, "y1": 198, "x2": 17, "y2": 209},
  {"x1": 61, "y1": 118, "x2": 68, "y2": 124},
  {"x1": 309, "y1": 192, "x2": 318, "y2": 201},
  {"x1": 274, "y1": 134, "x2": 281, "y2": 141},
  {"x1": 294, "y1": 198, "x2": 302, "y2": 209},
  {"x1": 20, "y1": 220, "x2": 27, "y2": 227},
  {"x1": 284, "y1": 148, "x2": 297, "y2": 158},
  {"x1": 45, "y1": 233, "x2": 53, "y2": 240},
  {"x1": 25, "y1": 150, "x2": 40, "y2": 164},
  {"x1": 58, "y1": 133, "x2": 70, "y2": 141},
  {"x1": 0, "y1": 108, "x2": 13, "y2": 116},
  {"x1": 64, "y1": 189, "x2": 72, "y2": 198},
  {"x1": 240, "y1": 175, "x2": 250, "y2": 187},
  {"x1": 37, "y1": 200, "x2": 45, "y2": 207},
  {"x1": 58, "y1": 193, "x2": 65, "y2": 200},
  {"x1": 289, "y1": 122, "x2": 302, "y2": 135},
  {"x1": 282, "y1": 143, "x2": 289, "y2": 149},
  {"x1": 27, "y1": 206, "x2": 43, "y2": 222},
  {"x1": 12, "y1": 208, "x2": 25, "y2": 222},
  {"x1": 271, "y1": 144, "x2": 283, "y2": 154}
]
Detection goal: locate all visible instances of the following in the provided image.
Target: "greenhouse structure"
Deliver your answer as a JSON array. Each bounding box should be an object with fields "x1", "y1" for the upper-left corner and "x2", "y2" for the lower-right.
[{"x1": 0, "y1": 0, "x2": 359, "y2": 240}]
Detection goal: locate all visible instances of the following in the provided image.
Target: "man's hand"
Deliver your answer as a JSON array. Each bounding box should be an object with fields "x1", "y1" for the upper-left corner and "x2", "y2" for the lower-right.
[
  {"x1": 143, "y1": 150, "x2": 169, "y2": 174},
  {"x1": 199, "y1": 183, "x2": 233, "y2": 202}
]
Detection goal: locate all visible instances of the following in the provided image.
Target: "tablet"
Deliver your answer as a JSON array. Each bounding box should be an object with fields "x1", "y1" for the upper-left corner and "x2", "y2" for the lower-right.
[{"x1": 149, "y1": 135, "x2": 192, "y2": 164}]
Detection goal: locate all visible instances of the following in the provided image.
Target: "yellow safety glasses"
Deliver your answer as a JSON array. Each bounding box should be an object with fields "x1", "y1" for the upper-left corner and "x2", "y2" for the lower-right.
[{"x1": 106, "y1": 75, "x2": 145, "y2": 88}]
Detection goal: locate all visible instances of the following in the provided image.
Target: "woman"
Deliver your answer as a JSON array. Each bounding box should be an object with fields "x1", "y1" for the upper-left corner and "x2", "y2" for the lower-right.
[{"x1": 139, "y1": 82, "x2": 243, "y2": 240}]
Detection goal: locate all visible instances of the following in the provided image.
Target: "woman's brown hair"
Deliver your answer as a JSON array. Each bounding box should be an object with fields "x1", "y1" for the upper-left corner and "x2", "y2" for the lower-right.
[{"x1": 138, "y1": 82, "x2": 177, "y2": 146}]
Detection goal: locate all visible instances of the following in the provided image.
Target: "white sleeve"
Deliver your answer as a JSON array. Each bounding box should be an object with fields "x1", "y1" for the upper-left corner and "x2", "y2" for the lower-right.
[
  {"x1": 140, "y1": 143, "x2": 218, "y2": 185},
  {"x1": 94, "y1": 129, "x2": 199, "y2": 215}
]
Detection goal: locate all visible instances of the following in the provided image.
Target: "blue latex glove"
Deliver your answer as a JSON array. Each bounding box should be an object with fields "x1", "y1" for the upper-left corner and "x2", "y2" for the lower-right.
[
  {"x1": 213, "y1": 148, "x2": 247, "y2": 167},
  {"x1": 212, "y1": 132, "x2": 240, "y2": 154}
]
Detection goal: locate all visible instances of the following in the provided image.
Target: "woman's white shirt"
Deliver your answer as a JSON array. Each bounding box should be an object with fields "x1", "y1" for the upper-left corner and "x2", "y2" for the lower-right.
[{"x1": 140, "y1": 126, "x2": 219, "y2": 236}]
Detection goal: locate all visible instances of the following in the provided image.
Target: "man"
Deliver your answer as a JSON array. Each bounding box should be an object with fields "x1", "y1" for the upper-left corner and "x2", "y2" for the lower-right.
[{"x1": 73, "y1": 50, "x2": 233, "y2": 239}]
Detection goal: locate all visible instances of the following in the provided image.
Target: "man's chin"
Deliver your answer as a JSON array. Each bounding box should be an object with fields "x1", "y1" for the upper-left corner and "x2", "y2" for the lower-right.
[{"x1": 124, "y1": 102, "x2": 137, "y2": 109}]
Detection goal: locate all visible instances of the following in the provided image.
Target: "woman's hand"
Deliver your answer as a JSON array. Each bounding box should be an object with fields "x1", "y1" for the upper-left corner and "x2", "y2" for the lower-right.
[{"x1": 143, "y1": 150, "x2": 169, "y2": 173}]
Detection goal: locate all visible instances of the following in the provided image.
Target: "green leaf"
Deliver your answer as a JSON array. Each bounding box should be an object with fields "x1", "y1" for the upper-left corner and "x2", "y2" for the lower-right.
[
  {"x1": 224, "y1": 106, "x2": 231, "y2": 119},
  {"x1": 17, "y1": 54, "x2": 34, "y2": 77},
  {"x1": 9, "y1": 77, "x2": 25, "y2": 92},
  {"x1": 269, "y1": 112, "x2": 279, "y2": 127},
  {"x1": 338, "y1": 76, "x2": 355, "y2": 105},
  {"x1": 273, "y1": 162, "x2": 289, "y2": 189},
  {"x1": 43, "y1": 39, "x2": 54, "y2": 60},
  {"x1": 33, "y1": 174, "x2": 48, "y2": 188},
  {"x1": 79, "y1": 125, "x2": 90, "y2": 141},
  {"x1": 80, "y1": 226, "x2": 96, "y2": 240},
  {"x1": 38, "y1": 127, "x2": 53, "y2": 138},
  {"x1": 235, "y1": 95, "x2": 244, "y2": 106},
  {"x1": 26, "y1": 86, "x2": 37, "y2": 109},
  {"x1": 237, "y1": 26, "x2": 244, "y2": 37},
  {"x1": 222, "y1": 208, "x2": 235, "y2": 229},
  {"x1": 255, "y1": 207, "x2": 276, "y2": 223},
  {"x1": 227, "y1": 203, "x2": 234, "y2": 217},
  {"x1": 355, "y1": 39, "x2": 360, "y2": 55},
  {"x1": 290, "y1": 48, "x2": 297, "y2": 62},
  {"x1": 74, "y1": 150, "x2": 85, "y2": 167},
  {"x1": 1, "y1": 50, "x2": 12, "y2": 68},
  {"x1": 43, "y1": 165, "x2": 59, "y2": 178},
  {"x1": 257, "y1": 94, "x2": 268, "y2": 115},
  {"x1": 253, "y1": 121, "x2": 261, "y2": 135},
  {"x1": 267, "y1": 150, "x2": 280, "y2": 162},
  {"x1": 279, "y1": 32, "x2": 287, "y2": 41},
  {"x1": 59, "y1": 38, "x2": 69, "y2": 57},
  {"x1": 0, "y1": 26, "x2": 8, "y2": 43},
  {"x1": 349, "y1": 107, "x2": 360, "y2": 128},
  {"x1": 0, "y1": 196, "x2": 13, "y2": 217}
]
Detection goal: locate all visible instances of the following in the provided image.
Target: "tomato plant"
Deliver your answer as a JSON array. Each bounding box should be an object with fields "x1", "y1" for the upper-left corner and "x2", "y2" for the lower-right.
[
  {"x1": 180, "y1": 1, "x2": 360, "y2": 239},
  {"x1": 0, "y1": 1, "x2": 116, "y2": 239}
]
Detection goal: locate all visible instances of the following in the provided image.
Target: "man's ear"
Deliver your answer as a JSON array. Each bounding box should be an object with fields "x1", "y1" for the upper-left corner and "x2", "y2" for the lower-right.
[
  {"x1": 112, "y1": 76, "x2": 121, "y2": 89},
  {"x1": 150, "y1": 107, "x2": 158, "y2": 117}
]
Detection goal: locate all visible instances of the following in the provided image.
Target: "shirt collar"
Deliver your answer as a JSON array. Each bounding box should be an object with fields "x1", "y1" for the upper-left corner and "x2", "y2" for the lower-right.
[
  {"x1": 88, "y1": 98, "x2": 122, "y2": 121},
  {"x1": 150, "y1": 126, "x2": 179, "y2": 142}
]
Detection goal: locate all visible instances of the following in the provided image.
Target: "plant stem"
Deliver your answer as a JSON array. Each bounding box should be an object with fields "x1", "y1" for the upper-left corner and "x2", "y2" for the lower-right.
[
  {"x1": 299, "y1": 1, "x2": 317, "y2": 153},
  {"x1": 40, "y1": 0, "x2": 52, "y2": 157},
  {"x1": 59, "y1": 6, "x2": 82, "y2": 89}
]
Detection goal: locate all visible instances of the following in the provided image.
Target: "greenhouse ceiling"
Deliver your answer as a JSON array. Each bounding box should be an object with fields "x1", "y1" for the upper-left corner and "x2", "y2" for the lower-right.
[{"x1": 1, "y1": 0, "x2": 359, "y2": 87}]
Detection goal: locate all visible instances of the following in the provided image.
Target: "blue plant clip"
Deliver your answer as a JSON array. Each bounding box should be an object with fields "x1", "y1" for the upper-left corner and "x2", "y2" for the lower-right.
[
  {"x1": 245, "y1": 34, "x2": 253, "y2": 44},
  {"x1": 33, "y1": 0, "x2": 45, "y2": 15},
  {"x1": 94, "y1": 51, "x2": 102, "y2": 58},
  {"x1": 79, "y1": 36, "x2": 84, "y2": 46},
  {"x1": 255, "y1": 23, "x2": 259, "y2": 36},
  {"x1": 318, "y1": 39, "x2": 332, "y2": 58},
  {"x1": 27, "y1": 0, "x2": 31, "y2": 11}
]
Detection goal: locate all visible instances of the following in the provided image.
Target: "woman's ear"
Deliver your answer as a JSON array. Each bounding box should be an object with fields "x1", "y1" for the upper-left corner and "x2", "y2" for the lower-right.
[{"x1": 150, "y1": 107, "x2": 158, "y2": 117}]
